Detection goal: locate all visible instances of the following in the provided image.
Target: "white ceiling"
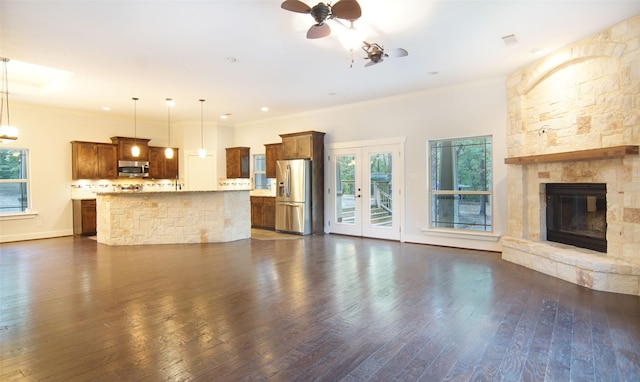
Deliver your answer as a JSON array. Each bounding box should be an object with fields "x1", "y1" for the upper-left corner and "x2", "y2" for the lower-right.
[{"x1": 1, "y1": 1, "x2": 639, "y2": 125}]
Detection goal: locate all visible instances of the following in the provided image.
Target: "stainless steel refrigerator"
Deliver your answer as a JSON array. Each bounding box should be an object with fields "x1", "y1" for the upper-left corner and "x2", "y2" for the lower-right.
[{"x1": 276, "y1": 159, "x2": 312, "y2": 235}]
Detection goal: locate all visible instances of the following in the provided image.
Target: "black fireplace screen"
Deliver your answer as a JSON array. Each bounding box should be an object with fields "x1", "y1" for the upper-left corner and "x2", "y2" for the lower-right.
[{"x1": 545, "y1": 183, "x2": 607, "y2": 253}]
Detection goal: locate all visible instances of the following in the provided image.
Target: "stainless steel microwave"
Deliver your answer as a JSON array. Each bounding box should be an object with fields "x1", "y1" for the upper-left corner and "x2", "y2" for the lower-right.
[{"x1": 118, "y1": 160, "x2": 149, "y2": 178}]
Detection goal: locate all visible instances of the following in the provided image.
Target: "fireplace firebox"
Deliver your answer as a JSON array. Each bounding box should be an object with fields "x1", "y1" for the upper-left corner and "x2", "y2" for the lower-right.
[{"x1": 545, "y1": 183, "x2": 607, "y2": 253}]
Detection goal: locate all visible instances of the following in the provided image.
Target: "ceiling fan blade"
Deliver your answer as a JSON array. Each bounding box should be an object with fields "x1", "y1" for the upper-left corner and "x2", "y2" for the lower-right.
[
  {"x1": 281, "y1": 0, "x2": 311, "y2": 13},
  {"x1": 331, "y1": 0, "x2": 362, "y2": 20},
  {"x1": 388, "y1": 48, "x2": 409, "y2": 58},
  {"x1": 364, "y1": 59, "x2": 383, "y2": 67},
  {"x1": 307, "y1": 23, "x2": 331, "y2": 39}
]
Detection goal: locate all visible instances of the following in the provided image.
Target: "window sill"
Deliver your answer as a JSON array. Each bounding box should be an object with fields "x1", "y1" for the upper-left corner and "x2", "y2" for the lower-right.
[
  {"x1": 421, "y1": 228, "x2": 500, "y2": 242},
  {"x1": 0, "y1": 211, "x2": 39, "y2": 221}
]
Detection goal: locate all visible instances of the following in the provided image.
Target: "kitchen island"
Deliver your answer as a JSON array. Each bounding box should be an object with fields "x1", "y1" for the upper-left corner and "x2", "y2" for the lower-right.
[{"x1": 96, "y1": 190, "x2": 250, "y2": 245}]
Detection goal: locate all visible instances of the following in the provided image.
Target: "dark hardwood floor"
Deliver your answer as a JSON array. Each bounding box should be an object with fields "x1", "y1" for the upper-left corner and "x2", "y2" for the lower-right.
[{"x1": 1, "y1": 234, "x2": 639, "y2": 381}]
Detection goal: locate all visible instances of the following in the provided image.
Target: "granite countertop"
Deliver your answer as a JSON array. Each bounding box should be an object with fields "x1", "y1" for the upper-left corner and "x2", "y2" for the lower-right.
[{"x1": 95, "y1": 189, "x2": 250, "y2": 195}]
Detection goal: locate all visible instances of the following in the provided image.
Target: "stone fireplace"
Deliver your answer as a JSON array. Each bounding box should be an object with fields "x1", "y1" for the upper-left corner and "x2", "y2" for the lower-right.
[{"x1": 499, "y1": 15, "x2": 640, "y2": 295}]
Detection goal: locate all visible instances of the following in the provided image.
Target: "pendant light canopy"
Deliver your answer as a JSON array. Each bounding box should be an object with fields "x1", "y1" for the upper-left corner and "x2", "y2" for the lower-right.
[
  {"x1": 131, "y1": 97, "x2": 140, "y2": 157},
  {"x1": 165, "y1": 98, "x2": 174, "y2": 159},
  {"x1": 0, "y1": 57, "x2": 18, "y2": 142},
  {"x1": 198, "y1": 99, "x2": 206, "y2": 158}
]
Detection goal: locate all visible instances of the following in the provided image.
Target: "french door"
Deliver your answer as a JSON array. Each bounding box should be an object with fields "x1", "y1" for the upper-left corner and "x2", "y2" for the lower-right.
[{"x1": 328, "y1": 144, "x2": 401, "y2": 240}]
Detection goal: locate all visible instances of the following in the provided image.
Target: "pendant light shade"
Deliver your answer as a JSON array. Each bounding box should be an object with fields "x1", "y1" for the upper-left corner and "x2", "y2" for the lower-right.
[
  {"x1": 165, "y1": 98, "x2": 174, "y2": 159},
  {"x1": 131, "y1": 97, "x2": 140, "y2": 157},
  {"x1": 0, "y1": 57, "x2": 18, "y2": 142},
  {"x1": 198, "y1": 99, "x2": 206, "y2": 158}
]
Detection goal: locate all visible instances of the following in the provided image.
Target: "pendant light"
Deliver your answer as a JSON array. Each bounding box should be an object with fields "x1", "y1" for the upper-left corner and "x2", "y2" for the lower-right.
[
  {"x1": 0, "y1": 57, "x2": 18, "y2": 142},
  {"x1": 131, "y1": 97, "x2": 140, "y2": 157},
  {"x1": 165, "y1": 98, "x2": 174, "y2": 159},
  {"x1": 198, "y1": 99, "x2": 206, "y2": 158}
]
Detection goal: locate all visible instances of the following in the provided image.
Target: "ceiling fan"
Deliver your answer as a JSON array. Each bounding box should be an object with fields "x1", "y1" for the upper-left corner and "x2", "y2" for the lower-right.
[
  {"x1": 361, "y1": 41, "x2": 408, "y2": 67},
  {"x1": 281, "y1": 0, "x2": 362, "y2": 39}
]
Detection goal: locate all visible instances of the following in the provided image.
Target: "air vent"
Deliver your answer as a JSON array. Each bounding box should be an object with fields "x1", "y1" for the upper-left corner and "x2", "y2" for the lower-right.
[{"x1": 502, "y1": 34, "x2": 518, "y2": 46}]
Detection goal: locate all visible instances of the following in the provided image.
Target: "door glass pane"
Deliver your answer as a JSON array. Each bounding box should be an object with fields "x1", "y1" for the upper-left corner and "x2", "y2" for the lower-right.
[
  {"x1": 335, "y1": 154, "x2": 355, "y2": 225},
  {"x1": 369, "y1": 152, "x2": 392, "y2": 227}
]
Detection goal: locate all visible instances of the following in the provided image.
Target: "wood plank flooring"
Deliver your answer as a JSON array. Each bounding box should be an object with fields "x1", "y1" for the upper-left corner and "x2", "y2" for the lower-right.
[{"x1": 1, "y1": 235, "x2": 639, "y2": 381}]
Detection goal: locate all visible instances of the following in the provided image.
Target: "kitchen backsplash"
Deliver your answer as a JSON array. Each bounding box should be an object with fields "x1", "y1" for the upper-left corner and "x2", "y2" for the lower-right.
[{"x1": 70, "y1": 179, "x2": 183, "y2": 199}]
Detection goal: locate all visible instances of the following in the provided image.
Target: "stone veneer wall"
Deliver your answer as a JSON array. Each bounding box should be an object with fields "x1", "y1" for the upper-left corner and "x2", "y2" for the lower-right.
[
  {"x1": 97, "y1": 190, "x2": 250, "y2": 245},
  {"x1": 500, "y1": 14, "x2": 640, "y2": 295}
]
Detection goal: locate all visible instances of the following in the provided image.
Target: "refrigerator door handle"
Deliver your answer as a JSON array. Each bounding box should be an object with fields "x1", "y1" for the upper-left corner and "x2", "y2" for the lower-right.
[{"x1": 285, "y1": 164, "x2": 291, "y2": 198}]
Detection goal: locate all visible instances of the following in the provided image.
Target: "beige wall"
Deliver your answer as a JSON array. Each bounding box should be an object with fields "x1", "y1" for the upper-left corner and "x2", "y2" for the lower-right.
[{"x1": 1, "y1": 78, "x2": 509, "y2": 251}]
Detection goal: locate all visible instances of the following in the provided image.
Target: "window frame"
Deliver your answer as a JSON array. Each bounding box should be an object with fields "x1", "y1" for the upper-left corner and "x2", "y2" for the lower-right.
[
  {"x1": 253, "y1": 153, "x2": 270, "y2": 190},
  {"x1": 0, "y1": 147, "x2": 33, "y2": 217},
  {"x1": 427, "y1": 135, "x2": 493, "y2": 233}
]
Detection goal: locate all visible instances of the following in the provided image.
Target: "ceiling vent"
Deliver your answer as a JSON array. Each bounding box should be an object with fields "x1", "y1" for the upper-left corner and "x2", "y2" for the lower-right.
[{"x1": 502, "y1": 34, "x2": 518, "y2": 46}]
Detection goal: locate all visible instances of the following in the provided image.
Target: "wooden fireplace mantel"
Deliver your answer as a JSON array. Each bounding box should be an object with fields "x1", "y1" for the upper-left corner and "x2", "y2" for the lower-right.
[{"x1": 504, "y1": 145, "x2": 639, "y2": 165}]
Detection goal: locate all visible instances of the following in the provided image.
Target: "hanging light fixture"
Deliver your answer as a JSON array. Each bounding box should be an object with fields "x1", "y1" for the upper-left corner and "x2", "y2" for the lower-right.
[
  {"x1": 0, "y1": 57, "x2": 18, "y2": 142},
  {"x1": 198, "y1": 99, "x2": 206, "y2": 158},
  {"x1": 164, "y1": 98, "x2": 174, "y2": 159},
  {"x1": 131, "y1": 97, "x2": 140, "y2": 157}
]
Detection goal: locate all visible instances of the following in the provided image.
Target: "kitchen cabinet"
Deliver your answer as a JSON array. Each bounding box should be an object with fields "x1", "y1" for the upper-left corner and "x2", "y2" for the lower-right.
[
  {"x1": 73, "y1": 199, "x2": 97, "y2": 236},
  {"x1": 226, "y1": 147, "x2": 250, "y2": 178},
  {"x1": 281, "y1": 131, "x2": 324, "y2": 160},
  {"x1": 264, "y1": 143, "x2": 283, "y2": 179},
  {"x1": 71, "y1": 141, "x2": 118, "y2": 179},
  {"x1": 251, "y1": 196, "x2": 276, "y2": 230},
  {"x1": 149, "y1": 146, "x2": 179, "y2": 179},
  {"x1": 110, "y1": 136, "x2": 151, "y2": 161}
]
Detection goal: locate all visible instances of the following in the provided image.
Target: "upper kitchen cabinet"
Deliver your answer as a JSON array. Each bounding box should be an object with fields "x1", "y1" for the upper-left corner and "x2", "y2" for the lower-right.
[
  {"x1": 148, "y1": 146, "x2": 179, "y2": 179},
  {"x1": 71, "y1": 141, "x2": 118, "y2": 179},
  {"x1": 264, "y1": 143, "x2": 283, "y2": 179},
  {"x1": 111, "y1": 136, "x2": 151, "y2": 161},
  {"x1": 280, "y1": 131, "x2": 325, "y2": 160},
  {"x1": 226, "y1": 147, "x2": 250, "y2": 178}
]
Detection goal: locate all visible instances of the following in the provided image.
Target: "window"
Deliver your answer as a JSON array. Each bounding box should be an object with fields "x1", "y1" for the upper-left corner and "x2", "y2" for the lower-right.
[
  {"x1": 429, "y1": 136, "x2": 492, "y2": 232},
  {"x1": 253, "y1": 154, "x2": 270, "y2": 190},
  {"x1": 0, "y1": 148, "x2": 30, "y2": 214}
]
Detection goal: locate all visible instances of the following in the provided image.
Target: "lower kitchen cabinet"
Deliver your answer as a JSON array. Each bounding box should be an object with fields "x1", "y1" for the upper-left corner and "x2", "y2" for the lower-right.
[
  {"x1": 73, "y1": 199, "x2": 97, "y2": 236},
  {"x1": 251, "y1": 196, "x2": 275, "y2": 230}
]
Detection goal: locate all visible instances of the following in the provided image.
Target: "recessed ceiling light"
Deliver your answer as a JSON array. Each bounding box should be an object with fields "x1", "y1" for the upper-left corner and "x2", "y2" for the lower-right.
[
  {"x1": 531, "y1": 48, "x2": 544, "y2": 55},
  {"x1": 427, "y1": 71, "x2": 438, "y2": 76},
  {"x1": 101, "y1": 106, "x2": 111, "y2": 111},
  {"x1": 224, "y1": 57, "x2": 238, "y2": 63},
  {"x1": 261, "y1": 106, "x2": 269, "y2": 112},
  {"x1": 220, "y1": 113, "x2": 232, "y2": 119}
]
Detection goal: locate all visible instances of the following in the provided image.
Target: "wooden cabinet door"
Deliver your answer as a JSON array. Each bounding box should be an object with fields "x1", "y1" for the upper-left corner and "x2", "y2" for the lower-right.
[
  {"x1": 148, "y1": 146, "x2": 164, "y2": 178},
  {"x1": 111, "y1": 136, "x2": 150, "y2": 161},
  {"x1": 71, "y1": 141, "x2": 98, "y2": 179},
  {"x1": 263, "y1": 197, "x2": 276, "y2": 229},
  {"x1": 97, "y1": 143, "x2": 118, "y2": 179},
  {"x1": 81, "y1": 200, "x2": 97, "y2": 235},
  {"x1": 226, "y1": 147, "x2": 250, "y2": 178},
  {"x1": 251, "y1": 197, "x2": 264, "y2": 228},
  {"x1": 265, "y1": 143, "x2": 282, "y2": 179},
  {"x1": 149, "y1": 146, "x2": 179, "y2": 179},
  {"x1": 281, "y1": 133, "x2": 314, "y2": 159},
  {"x1": 164, "y1": 149, "x2": 179, "y2": 180}
]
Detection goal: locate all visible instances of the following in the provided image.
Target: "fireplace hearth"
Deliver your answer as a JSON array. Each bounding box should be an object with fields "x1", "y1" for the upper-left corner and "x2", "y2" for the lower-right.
[{"x1": 545, "y1": 183, "x2": 606, "y2": 253}]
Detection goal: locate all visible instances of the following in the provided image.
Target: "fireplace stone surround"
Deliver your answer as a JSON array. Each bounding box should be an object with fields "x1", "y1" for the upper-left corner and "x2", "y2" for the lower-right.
[{"x1": 499, "y1": 15, "x2": 640, "y2": 296}]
